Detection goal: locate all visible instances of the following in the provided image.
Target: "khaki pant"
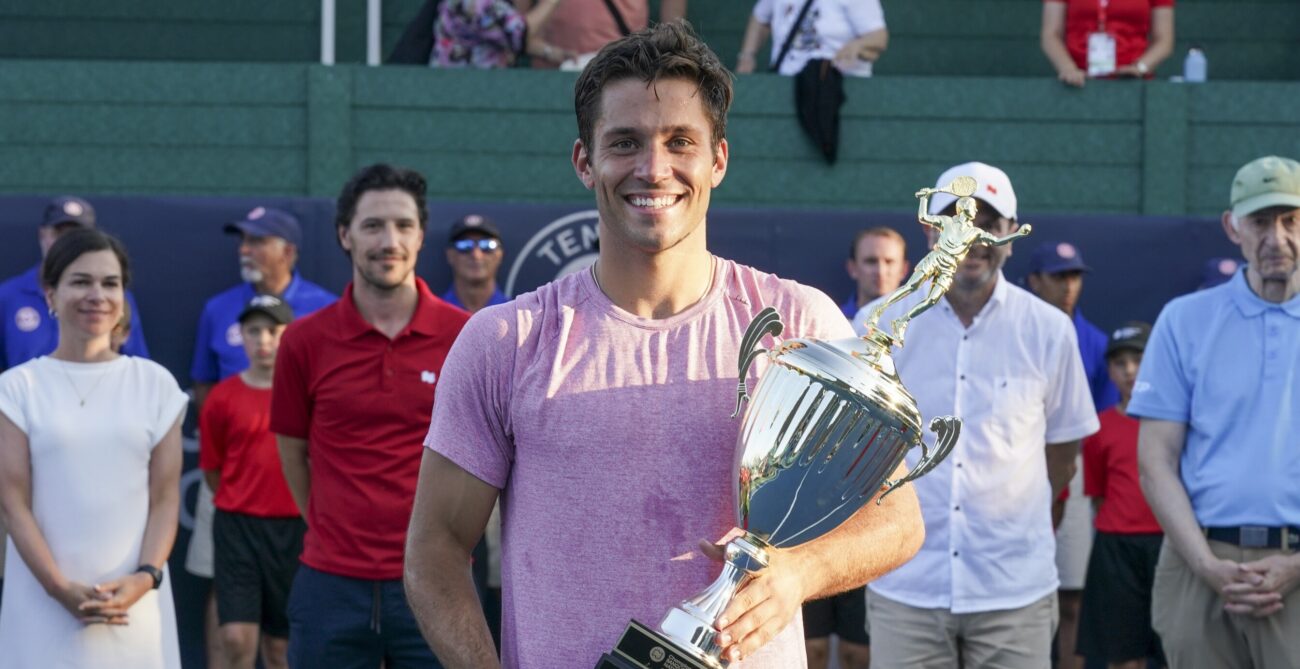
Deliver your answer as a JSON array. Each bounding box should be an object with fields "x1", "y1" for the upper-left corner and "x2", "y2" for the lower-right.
[
  {"x1": 867, "y1": 591, "x2": 1058, "y2": 669},
  {"x1": 1152, "y1": 540, "x2": 1300, "y2": 668}
]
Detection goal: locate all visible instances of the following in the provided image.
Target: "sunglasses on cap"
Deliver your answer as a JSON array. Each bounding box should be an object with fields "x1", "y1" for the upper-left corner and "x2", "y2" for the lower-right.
[{"x1": 451, "y1": 238, "x2": 501, "y2": 253}]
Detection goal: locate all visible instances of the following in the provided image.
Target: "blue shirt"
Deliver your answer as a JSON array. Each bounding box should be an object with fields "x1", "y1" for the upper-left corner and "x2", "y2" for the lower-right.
[
  {"x1": 1128, "y1": 268, "x2": 1300, "y2": 527},
  {"x1": 0, "y1": 265, "x2": 149, "y2": 370},
  {"x1": 840, "y1": 293, "x2": 860, "y2": 320},
  {"x1": 1073, "y1": 309, "x2": 1118, "y2": 412},
  {"x1": 190, "y1": 273, "x2": 336, "y2": 383},
  {"x1": 440, "y1": 286, "x2": 508, "y2": 312}
]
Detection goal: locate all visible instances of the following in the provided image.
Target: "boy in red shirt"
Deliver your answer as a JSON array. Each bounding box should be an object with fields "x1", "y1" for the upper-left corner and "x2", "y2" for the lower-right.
[
  {"x1": 1076, "y1": 321, "x2": 1166, "y2": 669},
  {"x1": 200, "y1": 295, "x2": 302, "y2": 669}
]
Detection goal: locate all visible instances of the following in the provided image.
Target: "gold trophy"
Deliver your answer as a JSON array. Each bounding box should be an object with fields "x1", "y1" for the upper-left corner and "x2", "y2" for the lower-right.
[{"x1": 598, "y1": 177, "x2": 1028, "y2": 669}]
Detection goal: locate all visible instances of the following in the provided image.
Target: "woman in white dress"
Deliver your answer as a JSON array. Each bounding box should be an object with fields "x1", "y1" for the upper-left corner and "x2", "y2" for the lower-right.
[{"x1": 0, "y1": 228, "x2": 187, "y2": 669}]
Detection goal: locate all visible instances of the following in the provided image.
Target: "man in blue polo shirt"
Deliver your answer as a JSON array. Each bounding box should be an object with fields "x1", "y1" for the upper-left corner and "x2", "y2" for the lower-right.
[
  {"x1": 1133, "y1": 155, "x2": 1300, "y2": 668},
  {"x1": 441, "y1": 214, "x2": 508, "y2": 314},
  {"x1": 187, "y1": 205, "x2": 335, "y2": 667},
  {"x1": 190, "y1": 206, "x2": 337, "y2": 405},
  {"x1": 0, "y1": 196, "x2": 149, "y2": 370}
]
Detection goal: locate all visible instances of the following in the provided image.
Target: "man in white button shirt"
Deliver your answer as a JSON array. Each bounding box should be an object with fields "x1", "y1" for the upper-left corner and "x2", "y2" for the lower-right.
[{"x1": 853, "y1": 161, "x2": 1100, "y2": 668}]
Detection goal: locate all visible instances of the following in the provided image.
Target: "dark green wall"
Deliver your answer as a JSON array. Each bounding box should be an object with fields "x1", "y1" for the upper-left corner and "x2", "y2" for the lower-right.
[
  {"x1": 1, "y1": 0, "x2": 1296, "y2": 80},
  {"x1": 2, "y1": 60, "x2": 1298, "y2": 216}
]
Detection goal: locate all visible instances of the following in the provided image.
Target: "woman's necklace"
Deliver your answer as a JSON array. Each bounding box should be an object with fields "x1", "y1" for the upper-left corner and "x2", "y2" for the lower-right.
[{"x1": 56, "y1": 359, "x2": 114, "y2": 408}]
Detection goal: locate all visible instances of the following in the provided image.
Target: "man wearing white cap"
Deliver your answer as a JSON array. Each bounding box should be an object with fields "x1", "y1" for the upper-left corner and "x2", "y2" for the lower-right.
[
  {"x1": 854, "y1": 162, "x2": 1099, "y2": 668},
  {"x1": 1133, "y1": 155, "x2": 1300, "y2": 668}
]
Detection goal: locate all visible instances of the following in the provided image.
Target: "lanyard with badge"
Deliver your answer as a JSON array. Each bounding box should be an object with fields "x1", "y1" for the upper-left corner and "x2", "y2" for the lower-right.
[{"x1": 1086, "y1": 0, "x2": 1117, "y2": 77}]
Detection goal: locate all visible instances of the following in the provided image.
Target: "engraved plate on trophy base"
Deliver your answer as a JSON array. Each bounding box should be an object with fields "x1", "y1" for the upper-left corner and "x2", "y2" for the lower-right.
[{"x1": 596, "y1": 620, "x2": 715, "y2": 669}]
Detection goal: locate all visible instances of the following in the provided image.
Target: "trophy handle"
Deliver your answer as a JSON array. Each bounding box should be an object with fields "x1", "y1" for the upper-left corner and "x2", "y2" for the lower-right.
[
  {"x1": 877, "y1": 416, "x2": 961, "y2": 503},
  {"x1": 730, "y1": 307, "x2": 784, "y2": 419}
]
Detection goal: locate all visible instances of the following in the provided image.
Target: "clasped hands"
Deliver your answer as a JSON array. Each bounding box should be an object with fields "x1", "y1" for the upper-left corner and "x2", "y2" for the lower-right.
[
  {"x1": 699, "y1": 530, "x2": 809, "y2": 664},
  {"x1": 52, "y1": 571, "x2": 154, "y2": 625},
  {"x1": 1200, "y1": 554, "x2": 1300, "y2": 618}
]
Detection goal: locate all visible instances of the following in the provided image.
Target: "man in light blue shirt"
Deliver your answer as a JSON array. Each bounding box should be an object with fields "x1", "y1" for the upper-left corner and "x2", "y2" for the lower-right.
[{"x1": 1132, "y1": 155, "x2": 1300, "y2": 668}]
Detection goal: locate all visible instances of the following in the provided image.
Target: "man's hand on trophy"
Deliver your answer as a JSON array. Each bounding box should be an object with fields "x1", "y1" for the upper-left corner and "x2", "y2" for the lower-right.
[{"x1": 700, "y1": 538, "x2": 808, "y2": 663}]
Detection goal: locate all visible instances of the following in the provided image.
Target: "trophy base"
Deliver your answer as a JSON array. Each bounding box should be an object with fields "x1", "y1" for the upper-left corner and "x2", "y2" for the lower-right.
[{"x1": 596, "y1": 620, "x2": 717, "y2": 669}]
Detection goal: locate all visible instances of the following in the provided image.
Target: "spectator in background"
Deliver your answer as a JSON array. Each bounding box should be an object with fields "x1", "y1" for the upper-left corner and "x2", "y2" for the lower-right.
[
  {"x1": 736, "y1": 0, "x2": 887, "y2": 76},
  {"x1": 1041, "y1": 0, "x2": 1174, "y2": 87},
  {"x1": 1197, "y1": 256, "x2": 1239, "y2": 290},
  {"x1": 0, "y1": 196, "x2": 149, "y2": 371},
  {"x1": 187, "y1": 206, "x2": 335, "y2": 669},
  {"x1": 856, "y1": 162, "x2": 1099, "y2": 669},
  {"x1": 1134, "y1": 155, "x2": 1300, "y2": 668},
  {"x1": 433, "y1": 0, "x2": 574, "y2": 68},
  {"x1": 0, "y1": 228, "x2": 187, "y2": 669},
  {"x1": 517, "y1": 0, "x2": 687, "y2": 69},
  {"x1": 271, "y1": 164, "x2": 469, "y2": 668},
  {"x1": 110, "y1": 300, "x2": 132, "y2": 353},
  {"x1": 443, "y1": 215, "x2": 508, "y2": 313},
  {"x1": 1024, "y1": 240, "x2": 1116, "y2": 669},
  {"x1": 1077, "y1": 321, "x2": 1166, "y2": 669},
  {"x1": 201, "y1": 296, "x2": 302, "y2": 669},
  {"x1": 841, "y1": 226, "x2": 909, "y2": 322}
]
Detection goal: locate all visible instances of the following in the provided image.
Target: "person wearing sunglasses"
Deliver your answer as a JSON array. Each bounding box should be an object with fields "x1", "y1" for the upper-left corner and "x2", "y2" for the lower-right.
[{"x1": 442, "y1": 215, "x2": 508, "y2": 314}]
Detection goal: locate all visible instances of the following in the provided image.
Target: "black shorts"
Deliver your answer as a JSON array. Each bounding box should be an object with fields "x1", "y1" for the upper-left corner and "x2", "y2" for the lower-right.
[
  {"x1": 802, "y1": 586, "x2": 869, "y2": 645},
  {"x1": 213, "y1": 509, "x2": 306, "y2": 637},
  {"x1": 1077, "y1": 531, "x2": 1166, "y2": 664}
]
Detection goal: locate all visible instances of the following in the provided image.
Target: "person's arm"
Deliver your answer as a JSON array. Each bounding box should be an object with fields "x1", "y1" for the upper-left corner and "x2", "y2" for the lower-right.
[
  {"x1": 1137, "y1": 418, "x2": 1287, "y2": 615},
  {"x1": 981, "y1": 224, "x2": 1033, "y2": 246},
  {"x1": 203, "y1": 470, "x2": 221, "y2": 494},
  {"x1": 736, "y1": 14, "x2": 770, "y2": 74},
  {"x1": 405, "y1": 451, "x2": 501, "y2": 668},
  {"x1": 833, "y1": 28, "x2": 888, "y2": 70},
  {"x1": 1040, "y1": 1, "x2": 1085, "y2": 87},
  {"x1": 521, "y1": 0, "x2": 577, "y2": 64},
  {"x1": 1045, "y1": 439, "x2": 1080, "y2": 499},
  {"x1": 714, "y1": 461, "x2": 924, "y2": 663},
  {"x1": 1117, "y1": 6, "x2": 1174, "y2": 77},
  {"x1": 276, "y1": 435, "x2": 311, "y2": 517},
  {"x1": 914, "y1": 190, "x2": 945, "y2": 229},
  {"x1": 84, "y1": 413, "x2": 185, "y2": 621},
  {"x1": 659, "y1": 0, "x2": 687, "y2": 22},
  {"x1": 0, "y1": 410, "x2": 109, "y2": 622}
]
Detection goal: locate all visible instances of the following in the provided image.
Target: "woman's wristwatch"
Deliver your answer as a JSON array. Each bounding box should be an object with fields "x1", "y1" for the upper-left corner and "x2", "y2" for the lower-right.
[
  {"x1": 1135, "y1": 60, "x2": 1149, "y2": 75},
  {"x1": 135, "y1": 564, "x2": 164, "y2": 590}
]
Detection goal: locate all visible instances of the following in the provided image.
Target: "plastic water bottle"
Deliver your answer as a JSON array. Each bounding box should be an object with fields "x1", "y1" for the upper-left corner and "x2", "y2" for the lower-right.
[{"x1": 1184, "y1": 47, "x2": 1207, "y2": 82}]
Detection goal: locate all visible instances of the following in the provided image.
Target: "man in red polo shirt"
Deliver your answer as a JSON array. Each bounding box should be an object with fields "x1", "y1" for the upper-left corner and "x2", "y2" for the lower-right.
[{"x1": 271, "y1": 164, "x2": 469, "y2": 668}]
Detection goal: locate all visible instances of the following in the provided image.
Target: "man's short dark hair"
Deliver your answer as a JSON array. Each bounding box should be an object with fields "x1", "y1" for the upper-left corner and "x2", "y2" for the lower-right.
[
  {"x1": 334, "y1": 164, "x2": 429, "y2": 242},
  {"x1": 574, "y1": 19, "x2": 733, "y2": 154},
  {"x1": 849, "y1": 226, "x2": 907, "y2": 260}
]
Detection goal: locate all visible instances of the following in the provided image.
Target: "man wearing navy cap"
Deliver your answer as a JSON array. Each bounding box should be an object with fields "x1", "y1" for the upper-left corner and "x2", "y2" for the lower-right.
[
  {"x1": 187, "y1": 205, "x2": 336, "y2": 667},
  {"x1": 1024, "y1": 239, "x2": 1116, "y2": 669},
  {"x1": 0, "y1": 196, "x2": 150, "y2": 370},
  {"x1": 442, "y1": 214, "x2": 508, "y2": 314}
]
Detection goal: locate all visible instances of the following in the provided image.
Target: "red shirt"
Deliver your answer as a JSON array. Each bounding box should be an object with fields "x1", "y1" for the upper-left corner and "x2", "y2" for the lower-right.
[
  {"x1": 200, "y1": 375, "x2": 300, "y2": 518},
  {"x1": 1050, "y1": 0, "x2": 1174, "y2": 71},
  {"x1": 270, "y1": 279, "x2": 470, "y2": 579},
  {"x1": 1083, "y1": 407, "x2": 1163, "y2": 534}
]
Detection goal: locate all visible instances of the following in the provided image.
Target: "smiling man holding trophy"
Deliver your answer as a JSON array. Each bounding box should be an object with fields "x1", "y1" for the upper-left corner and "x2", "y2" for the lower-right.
[{"x1": 407, "y1": 21, "x2": 933, "y2": 669}]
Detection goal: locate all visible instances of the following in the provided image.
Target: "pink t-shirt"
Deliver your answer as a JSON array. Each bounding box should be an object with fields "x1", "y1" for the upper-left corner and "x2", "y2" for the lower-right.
[{"x1": 425, "y1": 257, "x2": 854, "y2": 668}]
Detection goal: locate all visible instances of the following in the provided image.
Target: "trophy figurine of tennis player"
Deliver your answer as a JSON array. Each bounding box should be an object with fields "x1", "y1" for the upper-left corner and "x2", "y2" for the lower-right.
[{"x1": 598, "y1": 176, "x2": 1030, "y2": 669}]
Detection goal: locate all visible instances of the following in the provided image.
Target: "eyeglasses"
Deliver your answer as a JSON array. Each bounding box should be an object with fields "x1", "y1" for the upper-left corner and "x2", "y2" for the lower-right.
[{"x1": 451, "y1": 238, "x2": 501, "y2": 253}]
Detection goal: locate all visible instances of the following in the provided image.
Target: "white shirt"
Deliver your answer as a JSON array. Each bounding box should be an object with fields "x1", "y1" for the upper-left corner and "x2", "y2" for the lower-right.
[
  {"x1": 753, "y1": 0, "x2": 887, "y2": 77},
  {"x1": 853, "y1": 274, "x2": 1099, "y2": 613}
]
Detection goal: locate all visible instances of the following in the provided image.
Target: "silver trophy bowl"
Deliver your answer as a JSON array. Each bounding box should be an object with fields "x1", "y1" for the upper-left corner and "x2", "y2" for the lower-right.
[{"x1": 657, "y1": 308, "x2": 960, "y2": 667}]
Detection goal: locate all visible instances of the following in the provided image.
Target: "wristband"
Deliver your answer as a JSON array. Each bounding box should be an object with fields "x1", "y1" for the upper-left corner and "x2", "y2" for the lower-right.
[{"x1": 135, "y1": 564, "x2": 163, "y2": 590}]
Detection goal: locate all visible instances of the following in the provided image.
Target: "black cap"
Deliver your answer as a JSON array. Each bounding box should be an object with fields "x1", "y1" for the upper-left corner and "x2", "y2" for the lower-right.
[
  {"x1": 224, "y1": 207, "x2": 303, "y2": 247},
  {"x1": 1105, "y1": 321, "x2": 1151, "y2": 358},
  {"x1": 447, "y1": 214, "x2": 501, "y2": 244},
  {"x1": 237, "y1": 295, "x2": 294, "y2": 326},
  {"x1": 42, "y1": 196, "x2": 96, "y2": 228}
]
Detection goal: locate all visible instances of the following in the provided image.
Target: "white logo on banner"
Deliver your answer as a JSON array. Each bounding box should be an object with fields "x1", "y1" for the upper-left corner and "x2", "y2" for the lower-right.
[
  {"x1": 505, "y1": 210, "x2": 600, "y2": 297},
  {"x1": 226, "y1": 322, "x2": 243, "y2": 347}
]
